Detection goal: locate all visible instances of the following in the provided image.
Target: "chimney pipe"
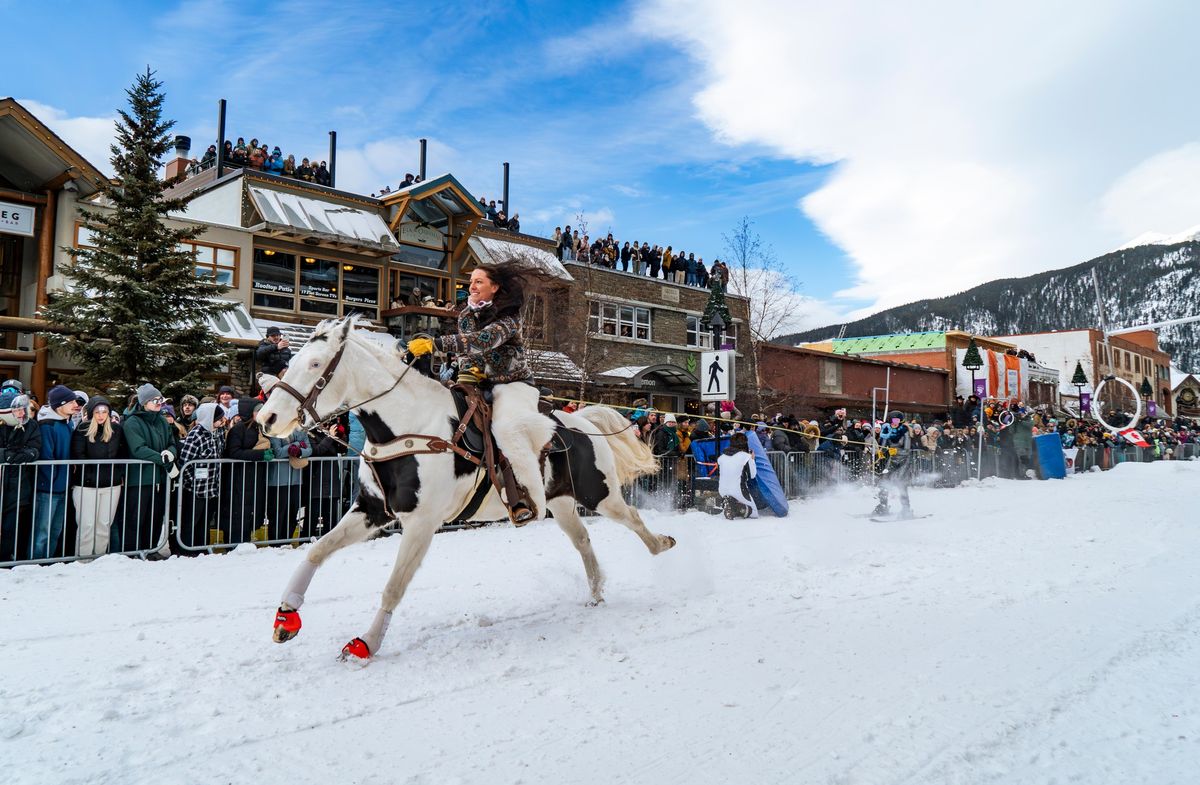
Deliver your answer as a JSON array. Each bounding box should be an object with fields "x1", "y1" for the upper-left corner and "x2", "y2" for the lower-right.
[
  {"x1": 165, "y1": 135, "x2": 193, "y2": 182},
  {"x1": 502, "y1": 162, "x2": 510, "y2": 220},
  {"x1": 216, "y1": 99, "x2": 227, "y2": 179},
  {"x1": 328, "y1": 130, "x2": 337, "y2": 189},
  {"x1": 418, "y1": 138, "x2": 427, "y2": 181}
]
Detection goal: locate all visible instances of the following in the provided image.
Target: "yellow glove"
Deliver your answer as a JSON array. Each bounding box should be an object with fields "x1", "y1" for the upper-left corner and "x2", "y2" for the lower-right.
[
  {"x1": 456, "y1": 366, "x2": 485, "y2": 385},
  {"x1": 406, "y1": 337, "x2": 434, "y2": 356}
]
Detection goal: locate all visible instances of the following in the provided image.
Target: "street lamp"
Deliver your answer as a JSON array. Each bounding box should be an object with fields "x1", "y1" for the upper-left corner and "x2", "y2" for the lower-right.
[
  {"x1": 709, "y1": 310, "x2": 725, "y2": 350},
  {"x1": 962, "y1": 337, "x2": 983, "y2": 397}
]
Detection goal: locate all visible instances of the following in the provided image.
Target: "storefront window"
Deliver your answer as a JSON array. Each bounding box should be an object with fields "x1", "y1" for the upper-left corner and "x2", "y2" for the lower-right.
[
  {"x1": 252, "y1": 249, "x2": 296, "y2": 310},
  {"x1": 390, "y1": 271, "x2": 447, "y2": 305},
  {"x1": 253, "y1": 248, "x2": 378, "y2": 318},
  {"x1": 342, "y1": 264, "x2": 379, "y2": 320}
]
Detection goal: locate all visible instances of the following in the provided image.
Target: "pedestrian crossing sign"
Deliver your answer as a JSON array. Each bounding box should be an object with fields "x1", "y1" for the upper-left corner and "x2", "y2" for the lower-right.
[{"x1": 700, "y1": 350, "x2": 735, "y2": 402}]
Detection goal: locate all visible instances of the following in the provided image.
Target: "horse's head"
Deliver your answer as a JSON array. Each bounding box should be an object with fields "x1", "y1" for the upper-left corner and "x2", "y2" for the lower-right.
[{"x1": 255, "y1": 317, "x2": 356, "y2": 437}]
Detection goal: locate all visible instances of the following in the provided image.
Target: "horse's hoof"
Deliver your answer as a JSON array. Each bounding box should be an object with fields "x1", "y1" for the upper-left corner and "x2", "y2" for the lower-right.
[
  {"x1": 659, "y1": 535, "x2": 677, "y2": 552},
  {"x1": 586, "y1": 597, "x2": 605, "y2": 607},
  {"x1": 338, "y1": 637, "x2": 372, "y2": 662},
  {"x1": 273, "y1": 607, "x2": 302, "y2": 643}
]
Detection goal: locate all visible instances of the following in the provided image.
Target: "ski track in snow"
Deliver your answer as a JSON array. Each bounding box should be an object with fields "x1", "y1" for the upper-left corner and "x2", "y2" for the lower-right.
[{"x1": 1, "y1": 462, "x2": 1198, "y2": 785}]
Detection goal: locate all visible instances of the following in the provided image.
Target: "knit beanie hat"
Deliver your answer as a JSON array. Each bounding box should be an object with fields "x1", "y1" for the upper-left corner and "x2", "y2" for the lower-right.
[
  {"x1": 137, "y1": 383, "x2": 163, "y2": 406},
  {"x1": 48, "y1": 385, "x2": 76, "y2": 410}
]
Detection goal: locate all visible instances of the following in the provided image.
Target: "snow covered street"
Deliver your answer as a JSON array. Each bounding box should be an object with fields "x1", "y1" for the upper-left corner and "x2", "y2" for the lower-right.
[{"x1": 2, "y1": 461, "x2": 1198, "y2": 785}]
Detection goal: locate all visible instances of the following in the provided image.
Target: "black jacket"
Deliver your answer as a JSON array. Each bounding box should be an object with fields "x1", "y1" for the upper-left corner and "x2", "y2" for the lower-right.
[
  {"x1": 225, "y1": 398, "x2": 270, "y2": 461},
  {"x1": 70, "y1": 421, "x2": 125, "y2": 487},
  {"x1": 255, "y1": 339, "x2": 292, "y2": 376},
  {"x1": 0, "y1": 420, "x2": 40, "y2": 510}
]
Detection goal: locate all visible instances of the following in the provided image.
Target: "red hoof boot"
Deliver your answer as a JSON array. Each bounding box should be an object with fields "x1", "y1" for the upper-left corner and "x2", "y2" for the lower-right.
[
  {"x1": 273, "y1": 607, "x2": 302, "y2": 643},
  {"x1": 339, "y1": 637, "x2": 371, "y2": 662}
]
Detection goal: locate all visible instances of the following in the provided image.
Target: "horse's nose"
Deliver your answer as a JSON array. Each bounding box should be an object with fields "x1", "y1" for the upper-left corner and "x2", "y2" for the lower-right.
[{"x1": 265, "y1": 412, "x2": 277, "y2": 428}]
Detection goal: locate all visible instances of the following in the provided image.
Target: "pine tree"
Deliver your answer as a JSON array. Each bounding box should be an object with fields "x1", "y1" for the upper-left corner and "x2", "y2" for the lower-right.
[
  {"x1": 1070, "y1": 360, "x2": 1088, "y2": 387},
  {"x1": 41, "y1": 69, "x2": 236, "y2": 400},
  {"x1": 701, "y1": 274, "x2": 732, "y2": 333},
  {"x1": 962, "y1": 337, "x2": 983, "y2": 371},
  {"x1": 1139, "y1": 377, "x2": 1153, "y2": 397}
]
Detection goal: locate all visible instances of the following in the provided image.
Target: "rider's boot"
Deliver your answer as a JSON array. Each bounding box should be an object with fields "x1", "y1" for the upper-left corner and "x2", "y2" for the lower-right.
[{"x1": 499, "y1": 457, "x2": 537, "y2": 526}]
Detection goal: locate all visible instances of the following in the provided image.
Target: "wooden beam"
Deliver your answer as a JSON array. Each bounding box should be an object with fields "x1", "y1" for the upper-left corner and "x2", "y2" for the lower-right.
[
  {"x1": 38, "y1": 169, "x2": 76, "y2": 192},
  {"x1": 0, "y1": 187, "x2": 47, "y2": 206},
  {"x1": 388, "y1": 195, "x2": 411, "y2": 232},
  {"x1": 0, "y1": 315, "x2": 71, "y2": 334},
  {"x1": 451, "y1": 215, "x2": 480, "y2": 267},
  {"x1": 0, "y1": 349, "x2": 36, "y2": 362},
  {"x1": 32, "y1": 187, "x2": 57, "y2": 399}
]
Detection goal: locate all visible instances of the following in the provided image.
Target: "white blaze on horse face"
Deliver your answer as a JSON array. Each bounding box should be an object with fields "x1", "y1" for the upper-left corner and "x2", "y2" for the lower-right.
[{"x1": 255, "y1": 319, "x2": 347, "y2": 437}]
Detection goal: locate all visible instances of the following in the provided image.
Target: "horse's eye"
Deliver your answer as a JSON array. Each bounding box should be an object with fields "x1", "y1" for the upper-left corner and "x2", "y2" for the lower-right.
[{"x1": 311, "y1": 361, "x2": 320, "y2": 369}]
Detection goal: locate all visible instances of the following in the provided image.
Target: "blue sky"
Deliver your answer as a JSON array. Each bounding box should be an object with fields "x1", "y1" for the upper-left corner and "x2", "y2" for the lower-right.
[
  {"x1": 11, "y1": 1, "x2": 1200, "y2": 334},
  {"x1": 5, "y1": 0, "x2": 854, "y2": 323}
]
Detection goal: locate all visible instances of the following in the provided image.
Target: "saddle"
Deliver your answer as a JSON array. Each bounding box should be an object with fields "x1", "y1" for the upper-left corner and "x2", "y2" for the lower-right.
[{"x1": 448, "y1": 384, "x2": 536, "y2": 526}]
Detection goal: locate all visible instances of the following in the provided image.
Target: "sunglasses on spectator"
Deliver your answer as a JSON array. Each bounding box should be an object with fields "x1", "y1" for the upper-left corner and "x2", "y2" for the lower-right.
[{"x1": 149, "y1": 396, "x2": 166, "y2": 405}]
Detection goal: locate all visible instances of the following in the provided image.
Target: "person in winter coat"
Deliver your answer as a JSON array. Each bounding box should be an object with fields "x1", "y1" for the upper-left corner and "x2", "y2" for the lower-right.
[
  {"x1": 256, "y1": 326, "x2": 292, "y2": 378},
  {"x1": 770, "y1": 427, "x2": 791, "y2": 453},
  {"x1": 0, "y1": 391, "x2": 39, "y2": 562},
  {"x1": 120, "y1": 384, "x2": 179, "y2": 554},
  {"x1": 70, "y1": 396, "x2": 124, "y2": 558},
  {"x1": 1011, "y1": 407, "x2": 1035, "y2": 478},
  {"x1": 223, "y1": 397, "x2": 271, "y2": 541},
  {"x1": 216, "y1": 386, "x2": 238, "y2": 422},
  {"x1": 265, "y1": 147, "x2": 284, "y2": 174},
  {"x1": 178, "y1": 402, "x2": 227, "y2": 549},
  {"x1": 717, "y1": 432, "x2": 758, "y2": 519},
  {"x1": 32, "y1": 385, "x2": 81, "y2": 559},
  {"x1": 178, "y1": 395, "x2": 199, "y2": 431},
  {"x1": 265, "y1": 428, "x2": 312, "y2": 541}
]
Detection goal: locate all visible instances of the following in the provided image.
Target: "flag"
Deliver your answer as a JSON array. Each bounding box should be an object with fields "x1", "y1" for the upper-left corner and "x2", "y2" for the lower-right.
[{"x1": 1118, "y1": 427, "x2": 1149, "y2": 447}]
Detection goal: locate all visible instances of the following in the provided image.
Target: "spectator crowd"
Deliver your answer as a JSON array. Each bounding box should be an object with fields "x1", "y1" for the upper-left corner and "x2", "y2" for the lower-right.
[
  {"x1": 196, "y1": 136, "x2": 332, "y2": 186},
  {"x1": 551, "y1": 226, "x2": 730, "y2": 289}
]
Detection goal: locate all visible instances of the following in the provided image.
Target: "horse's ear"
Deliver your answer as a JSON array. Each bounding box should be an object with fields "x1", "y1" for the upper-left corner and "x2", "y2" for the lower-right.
[{"x1": 341, "y1": 317, "x2": 353, "y2": 337}]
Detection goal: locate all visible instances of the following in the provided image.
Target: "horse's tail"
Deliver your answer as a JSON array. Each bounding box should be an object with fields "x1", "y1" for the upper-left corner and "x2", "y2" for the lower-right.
[{"x1": 576, "y1": 406, "x2": 658, "y2": 484}]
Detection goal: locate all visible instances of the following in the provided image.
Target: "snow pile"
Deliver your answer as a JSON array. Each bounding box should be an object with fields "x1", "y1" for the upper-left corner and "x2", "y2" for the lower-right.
[{"x1": 2, "y1": 462, "x2": 1198, "y2": 784}]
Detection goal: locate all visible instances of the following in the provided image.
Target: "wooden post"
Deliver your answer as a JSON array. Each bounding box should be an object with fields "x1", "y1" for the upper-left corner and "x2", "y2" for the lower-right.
[{"x1": 32, "y1": 187, "x2": 58, "y2": 399}]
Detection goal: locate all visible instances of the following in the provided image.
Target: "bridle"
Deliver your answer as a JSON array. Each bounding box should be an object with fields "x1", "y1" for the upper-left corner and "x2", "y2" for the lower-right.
[{"x1": 263, "y1": 331, "x2": 416, "y2": 432}]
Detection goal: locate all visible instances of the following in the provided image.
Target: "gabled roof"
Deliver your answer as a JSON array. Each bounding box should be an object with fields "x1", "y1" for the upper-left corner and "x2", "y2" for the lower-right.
[
  {"x1": 0, "y1": 98, "x2": 109, "y2": 196},
  {"x1": 381, "y1": 173, "x2": 484, "y2": 223},
  {"x1": 831, "y1": 331, "x2": 946, "y2": 355}
]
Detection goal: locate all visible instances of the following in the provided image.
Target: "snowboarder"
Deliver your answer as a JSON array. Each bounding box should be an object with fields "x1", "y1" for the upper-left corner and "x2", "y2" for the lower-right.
[
  {"x1": 717, "y1": 432, "x2": 758, "y2": 519},
  {"x1": 871, "y1": 410, "x2": 917, "y2": 520}
]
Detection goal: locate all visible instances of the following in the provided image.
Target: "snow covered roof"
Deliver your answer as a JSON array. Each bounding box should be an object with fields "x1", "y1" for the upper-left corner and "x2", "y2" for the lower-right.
[
  {"x1": 468, "y1": 236, "x2": 573, "y2": 281},
  {"x1": 1171, "y1": 365, "x2": 1199, "y2": 390},
  {"x1": 527, "y1": 350, "x2": 584, "y2": 382},
  {"x1": 248, "y1": 186, "x2": 400, "y2": 253}
]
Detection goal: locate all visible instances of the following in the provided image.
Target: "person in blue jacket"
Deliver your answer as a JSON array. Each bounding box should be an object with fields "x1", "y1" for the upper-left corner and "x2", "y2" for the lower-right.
[{"x1": 32, "y1": 385, "x2": 81, "y2": 559}]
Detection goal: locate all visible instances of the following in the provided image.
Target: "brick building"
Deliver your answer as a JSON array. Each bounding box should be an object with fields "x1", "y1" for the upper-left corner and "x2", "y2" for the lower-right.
[{"x1": 759, "y1": 344, "x2": 950, "y2": 418}]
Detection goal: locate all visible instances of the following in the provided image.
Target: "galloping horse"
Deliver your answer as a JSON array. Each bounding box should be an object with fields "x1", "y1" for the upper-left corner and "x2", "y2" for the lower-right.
[{"x1": 255, "y1": 317, "x2": 677, "y2": 660}]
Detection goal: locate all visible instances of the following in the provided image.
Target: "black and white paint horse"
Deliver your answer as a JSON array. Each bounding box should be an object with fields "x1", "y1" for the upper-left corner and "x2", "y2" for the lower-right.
[{"x1": 255, "y1": 317, "x2": 676, "y2": 660}]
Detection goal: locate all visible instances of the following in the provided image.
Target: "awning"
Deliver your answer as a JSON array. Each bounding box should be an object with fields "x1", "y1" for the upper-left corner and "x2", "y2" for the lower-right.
[
  {"x1": 205, "y1": 301, "x2": 262, "y2": 342},
  {"x1": 598, "y1": 364, "x2": 698, "y2": 388},
  {"x1": 248, "y1": 186, "x2": 400, "y2": 254},
  {"x1": 467, "y1": 235, "x2": 573, "y2": 281}
]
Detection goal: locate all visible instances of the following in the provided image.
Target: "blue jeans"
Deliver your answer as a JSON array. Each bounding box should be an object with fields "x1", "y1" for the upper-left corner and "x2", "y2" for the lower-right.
[{"x1": 32, "y1": 492, "x2": 68, "y2": 560}]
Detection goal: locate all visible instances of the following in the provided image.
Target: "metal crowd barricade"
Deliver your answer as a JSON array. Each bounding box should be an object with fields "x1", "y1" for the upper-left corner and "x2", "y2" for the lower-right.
[
  {"x1": 623, "y1": 454, "x2": 694, "y2": 512},
  {"x1": 174, "y1": 456, "x2": 361, "y2": 553},
  {"x1": 0, "y1": 458, "x2": 170, "y2": 567}
]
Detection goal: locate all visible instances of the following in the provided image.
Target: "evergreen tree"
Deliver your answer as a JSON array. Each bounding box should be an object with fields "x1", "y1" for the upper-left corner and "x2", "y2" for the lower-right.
[
  {"x1": 701, "y1": 274, "x2": 732, "y2": 333},
  {"x1": 1139, "y1": 377, "x2": 1153, "y2": 397},
  {"x1": 1070, "y1": 360, "x2": 1088, "y2": 387},
  {"x1": 962, "y1": 337, "x2": 983, "y2": 372},
  {"x1": 41, "y1": 69, "x2": 235, "y2": 400}
]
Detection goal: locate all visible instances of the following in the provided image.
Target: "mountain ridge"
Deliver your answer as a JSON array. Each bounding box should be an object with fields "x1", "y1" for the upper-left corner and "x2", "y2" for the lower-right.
[{"x1": 780, "y1": 241, "x2": 1200, "y2": 372}]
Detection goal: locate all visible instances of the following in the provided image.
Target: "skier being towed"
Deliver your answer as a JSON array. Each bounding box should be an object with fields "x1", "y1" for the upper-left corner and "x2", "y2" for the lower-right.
[{"x1": 872, "y1": 410, "x2": 918, "y2": 520}]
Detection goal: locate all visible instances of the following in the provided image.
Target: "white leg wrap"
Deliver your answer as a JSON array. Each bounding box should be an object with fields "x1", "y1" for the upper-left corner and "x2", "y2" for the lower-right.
[
  {"x1": 281, "y1": 558, "x2": 319, "y2": 610},
  {"x1": 362, "y1": 608, "x2": 393, "y2": 655}
]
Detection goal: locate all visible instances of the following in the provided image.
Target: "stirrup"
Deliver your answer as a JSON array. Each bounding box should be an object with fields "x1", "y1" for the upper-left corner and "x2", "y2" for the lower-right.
[{"x1": 510, "y1": 502, "x2": 536, "y2": 526}]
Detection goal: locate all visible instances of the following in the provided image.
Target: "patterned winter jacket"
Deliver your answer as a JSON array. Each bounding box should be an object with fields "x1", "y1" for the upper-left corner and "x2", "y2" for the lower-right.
[{"x1": 434, "y1": 303, "x2": 532, "y2": 384}]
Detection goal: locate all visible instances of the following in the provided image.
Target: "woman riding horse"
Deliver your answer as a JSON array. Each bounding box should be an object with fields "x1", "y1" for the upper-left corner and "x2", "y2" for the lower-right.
[{"x1": 403, "y1": 263, "x2": 545, "y2": 524}]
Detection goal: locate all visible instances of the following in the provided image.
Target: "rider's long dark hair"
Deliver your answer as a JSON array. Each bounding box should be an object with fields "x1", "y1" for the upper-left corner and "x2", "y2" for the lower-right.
[{"x1": 475, "y1": 261, "x2": 527, "y2": 320}]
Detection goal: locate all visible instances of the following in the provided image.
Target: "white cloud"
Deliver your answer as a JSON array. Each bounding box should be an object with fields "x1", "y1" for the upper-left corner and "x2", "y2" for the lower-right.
[
  {"x1": 1101, "y1": 143, "x2": 1200, "y2": 242},
  {"x1": 634, "y1": 0, "x2": 1200, "y2": 322},
  {"x1": 334, "y1": 137, "x2": 461, "y2": 196},
  {"x1": 17, "y1": 99, "x2": 117, "y2": 176}
]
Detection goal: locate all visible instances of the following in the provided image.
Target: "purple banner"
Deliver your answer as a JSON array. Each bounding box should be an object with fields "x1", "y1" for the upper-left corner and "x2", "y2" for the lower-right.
[
  {"x1": 1147, "y1": 400, "x2": 1157, "y2": 417},
  {"x1": 1080, "y1": 391, "x2": 1091, "y2": 415},
  {"x1": 972, "y1": 378, "x2": 987, "y2": 398}
]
